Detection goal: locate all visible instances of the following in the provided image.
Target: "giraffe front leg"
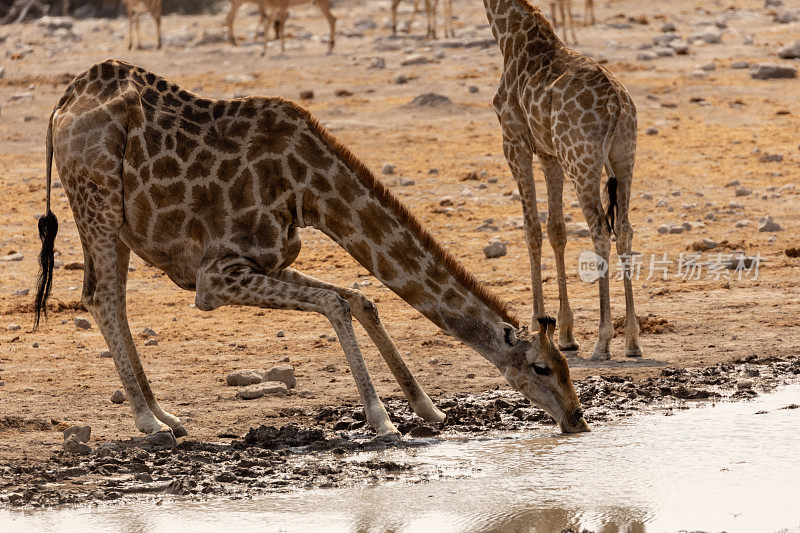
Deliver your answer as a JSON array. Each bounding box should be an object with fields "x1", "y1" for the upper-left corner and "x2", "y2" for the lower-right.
[
  {"x1": 580, "y1": 202, "x2": 613, "y2": 361},
  {"x1": 501, "y1": 130, "x2": 545, "y2": 325},
  {"x1": 277, "y1": 269, "x2": 445, "y2": 424},
  {"x1": 195, "y1": 261, "x2": 400, "y2": 438},
  {"x1": 540, "y1": 155, "x2": 579, "y2": 351}
]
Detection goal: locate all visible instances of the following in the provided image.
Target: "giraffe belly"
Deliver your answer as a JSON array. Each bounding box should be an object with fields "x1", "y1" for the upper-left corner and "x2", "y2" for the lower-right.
[{"x1": 119, "y1": 226, "x2": 203, "y2": 291}]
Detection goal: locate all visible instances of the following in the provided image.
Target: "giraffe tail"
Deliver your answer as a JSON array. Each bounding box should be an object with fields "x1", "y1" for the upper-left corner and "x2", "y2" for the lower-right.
[
  {"x1": 605, "y1": 170, "x2": 618, "y2": 237},
  {"x1": 34, "y1": 111, "x2": 59, "y2": 329}
]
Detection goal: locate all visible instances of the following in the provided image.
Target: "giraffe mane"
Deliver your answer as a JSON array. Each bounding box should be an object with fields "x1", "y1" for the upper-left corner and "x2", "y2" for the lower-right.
[{"x1": 282, "y1": 100, "x2": 522, "y2": 329}]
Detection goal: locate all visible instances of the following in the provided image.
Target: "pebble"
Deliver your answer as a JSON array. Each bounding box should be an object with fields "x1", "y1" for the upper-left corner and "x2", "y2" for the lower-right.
[
  {"x1": 749, "y1": 63, "x2": 797, "y2": 80},
  {"x1": 758, "y1": 215, "x2": 782, "y2": 232},
  {"x1": 697, "y1": 62, "x2": 716, "y2": 71},
  {"x1": 483, "y1": 240, "x2": 507, "y2": 259},
  {"x1": 263, "y1": 364, "x2": 296, "y2": 389},
  {"x1": 6, "y1": 323, "x2": 20, "y2": 331},
  {"x1": 636, "y1": 51, "x2": 658, "y2": 61},
  {"x1": 368, "y1": 57, "x2": 385, "y2": 69},
  {"x1": 657, "y1": 224, "x2": 669, "y2": 234},
  {"x1": 661, "y1": 22, "x2": 676, "y2": 32},
  {"x1": 236, "y1": 382, "x2": 288, "y2": 400},
  {"x1": 393, "y1": 73, "x2": 409, "y2": 84},
  {"x1": 735, "y1": 186, "x2": 752, "y2": 197},
  {"x1": 226, "y1": 369, "x2": 264, "y2": 386},
  {"x1": 140, "y1": 326, "x2": 157, "y2": 338},
  {"x1": 63, "y1": 434, "x2": 91, "y2": 455},
  {"x1": 407, "y1": 425, "x2": 439, "y2": 438},
  {"x1": 110, "y1": 390, "x2": 126, "y2": 404},
  {"x1": 668, "y1": 226, "x2": 684, "y2": 234},
  {"x1": 759, "y1": 153, "x2": 783, "y2": 163},
  {"x1": 734, "y1": 219, "x2": 751, "y2": 228},
  {"x1": 736, "y1": 379, "x2": 753, "y2": 390},
  {"x1": 690, "y1": 29, "x2": 722, "y2": 44},
  {"x1": 12, "y1": 288, "x2": 29, "y2": 296},
  {"x1": 728, "y1": 201, "x2": 744, "y2": 209},
  {"x1": 144, "y1": 338, "x2": 158, "y2": 346},
  {"x1": 277, "y1": 330, "x2": 285, "y2": 338},
  {"x1": 0, "y1": 252, "x2": 23, "y2": 262},
  {"x1": 657, "y1": 199, "x2": 669, "y2": 207},
  {"x1": 221, "y1": 74, "x2": 255, "y2": 84},
  {"x1": 400, "y1": 54, "x2": 433, "y2": 66},
  {"x1": 730, "y1": 60, "x2": 750, "y2": 69},
  {"x1": 641, "y1": 192, "x2": 653, "y2": 200},
  {"x1": 691, "y1": 239, "x2": 718, "y2": 251},
  {"x1": 669, "y1": 41, "x2": 690, "y2": 55},
  {"x1": 381, "y1": 162, "x2": 395, "y2": 175},
  {"x1": 99, "y1": 350, "x2": 112, "y2": 358},
  {"x1": 778, "y1": 41, "x2": 800, "y2": 59},
  {"x1": 645, "y1": 127, "x2": 658, "y2": 135},
  {"x1": 399, "y1": 177, "x2": 415, "y2": 186},
  {"x1": 468, "y1": 85, "x2": 479, "y2": 93},
  {"x1": 63, "y1": 425, "x2": 91, "y2": 443},
  {"x1": 299, "y1": 90, "x2": 314, "y2": 100},
  {"x1": 74, "y1": 317, "x2": 92, "y2": 330},
  {"x1": 725, "y1": 180, "x2": 740, "y2": 187},
  {"x1": 567, "y1": 222, "x2": 591, "y2": 237}
]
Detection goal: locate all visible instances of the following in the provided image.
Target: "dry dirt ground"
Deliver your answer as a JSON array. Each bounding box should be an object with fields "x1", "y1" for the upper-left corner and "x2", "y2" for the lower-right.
[{"x1": 1, "y1": 0, "x2": 799, "y2": 464}]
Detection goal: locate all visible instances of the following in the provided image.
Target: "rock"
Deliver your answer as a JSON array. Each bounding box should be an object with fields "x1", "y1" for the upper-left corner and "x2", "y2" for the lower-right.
[
  {"x1": 407, "y1": 425, "x2": 440, "y2": 438},
  {"x1": 749, "y1": 63, "x2": 797, "y2": 80},
  {"x1": 735, "y1": 186, "x2": 752, "y2": 197},
  {"x1": 728, "y1": 200, "x2": 744, "y2": 209},
  {"x1": 483, "y1": 240, "x2": 507, "y2": 259},
  {"x1": 734, "y1": 219, "x2": 751, "y2": 228},
  {"x1": 688, "y1": 70, "x2": 707, "y2": 80},
  {"x1": 690, "y1": 29, "x2": 722, "y2": 44},
  {"x1": 37, "y1": 16, "x2": 73, "y2": 30},
  {"x1": 657, "y1": 224, "x2": 669, "y2": 234},
  {"x1": 110, "y1": 390, "x2": 126, "y2": 404},
  {"x1": 654, "y1": 47, "x2": 675, "y2": 57},
  {"x1": 661, "y1": 22, "x2": 676, "y2": 32},
  {"x1": 645, "y1": 127, "x2": 658, "y2": 135},
  {"x1": 144, "y1": 338, "x2": 158, "y2": 346},
  {"x1": 400, "y1": 54, "x2": 434, "y2": 66},
  {"x1": 299, "y1": 90, "x2": 314, "y2": 100},
  {"x1": 381, "y1": 162, "x2": 395, "y2": 175},
  {"x1": 63, "y1": 434, "x2": 91, "y2": 455},
  {"x1": 759, "y1": 153, "x2": 784, "y2": 163},
  {"x1": 466, "y1": 372, "x2": 476, "y2": 379},
  {"x1": 263, "y1": 364, "x2": 296, "y2": 389},
  {"x1": 63, "y1": 425, "x2": 91, "y2": 443},
  {"x1": 393, "y1": 73, "x2": 409, "y2": 84},
  {"x1": 730, "y1": 60, "x2": 750, "y2": 69},
  {"x1": 773, "y1": 10, "x2": 799, "y2": 24},
  {"x1": 236, "y1": 382, "x2": 288, "y2": 400},
  {"x1": 725, "y1": 180, "x2": 740, "y2": 187},
  {"x1": 64, "y1": 261, "x2": 84, "y2": 270},
  {"x1": 399, "y1": 177, "x2": 415, "y2": 186},
  {"x1": 758, "y1": 215, "x2": 782, "y2": 232},
  {"x1": 669, "y1": 41, "x2": 689, "y2": 54},
  {"x1": 140, "y1": 326, "x2": 157, "y2": 338},
  {"x1": 221, "y1": 74, "x2": 255, "y2": 84},
  {"x1": 691, "y1": 239, "x2": 718, "y2": 251},
  {"x1": 567, "y1": 222, "x2": 591, "y2": 237},
  {"x1": 468, "y1": 85, "x2": 479, "y2": 93},
  {"x1": 368, "y1": 57, "x2": 385, "y2": 69},
  {"x1": 408, "y1": 93, "x2": 451, "y2": 107},
  {"x1": 764, "y1": 0, "x2": 783, "y2": 6},
  {"x1": 74, "y1": 317, "x2": 92, "y2": 330},
  {"x1": 697, "y1": 62, "x2": 716, "y2": 71},
  {"x1": 737, "y1": 379, "x2": 753, "y2": 390},
  {"x1": 334, "y1": 88, "x2": 353, "y2": 97},
  {"x1": 656, "y1": 199, "x2": 669, "y2": 207},
  {"x1": 276, "y1": 330, "x2": 285, "y2": 338},
  {"x1": 6, "y1": 323, "x2": 20, "y2": 331},
  {"x1": 668, "y1": 226, "x2": 684, "y2": 234},
  {"x1": 778, "y1": 41, "x2": 800, "y2": 59},
  {"x1": 636, "y1": 51, "x2": 658, "y2": 61},
  {"x1": 99, "y1": 350, "x2": 112, "y2": 358},
  {"x1": 226, "y1": 369, "x2": 264, "y2": 387},
  {"x1": 0, "y1": 252, "x2": 23, "y2": 261},
  {"x1": 12, "y1": 288, "x2": 29, "y2": 296}
]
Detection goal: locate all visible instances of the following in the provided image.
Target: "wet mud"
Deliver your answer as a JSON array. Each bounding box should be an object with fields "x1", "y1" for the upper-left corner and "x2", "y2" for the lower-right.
[{"x1": 2, "y1": 355, "x2": 798, "y2": 508}]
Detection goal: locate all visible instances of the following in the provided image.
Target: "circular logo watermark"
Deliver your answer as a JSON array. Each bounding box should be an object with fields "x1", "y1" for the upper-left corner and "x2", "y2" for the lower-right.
[{"x1": 578, "y1": 250, "x2": 608, "y2": 283}]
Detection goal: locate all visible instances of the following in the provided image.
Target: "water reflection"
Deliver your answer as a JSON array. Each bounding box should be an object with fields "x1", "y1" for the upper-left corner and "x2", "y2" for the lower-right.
[{"x1": 2, "y1": 385, "x2": 800, "y2": 533}]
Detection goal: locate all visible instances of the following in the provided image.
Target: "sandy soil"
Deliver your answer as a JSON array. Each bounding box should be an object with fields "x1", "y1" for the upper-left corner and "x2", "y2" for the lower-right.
[{"x1": 1, "y1": 0, "x2": 799, "y2": 468}]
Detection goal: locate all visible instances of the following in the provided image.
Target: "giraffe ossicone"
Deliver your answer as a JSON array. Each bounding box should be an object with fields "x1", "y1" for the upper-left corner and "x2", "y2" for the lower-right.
[{"x1": 34, "y1": 60, "x2": 588, "y2": 440}]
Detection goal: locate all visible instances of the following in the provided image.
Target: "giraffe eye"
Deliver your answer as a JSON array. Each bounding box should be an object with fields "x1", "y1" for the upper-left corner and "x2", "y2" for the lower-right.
[{"x1": 532, "y1": 364, "x2": 551, "y2": 376}]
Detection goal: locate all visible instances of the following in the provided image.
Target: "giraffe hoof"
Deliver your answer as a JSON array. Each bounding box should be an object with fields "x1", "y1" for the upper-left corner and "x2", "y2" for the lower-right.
[
  {"x1": 372, "y1": 431, "x2": 402, "y2": 444},
  {"x1": 590, "y1": 351, "x2": 611, "y2": 362},
  {"x1": 558, "y1": 341, "x2": 580, "y2": 352},
  {"x1": 171, "y1": 423, "x2": 188, "y2": 438},
  {"x1": 146, "y1": 430, "x2": 177, "y2": 447},
  {"x1": 626, "y1": 346, "x2": 643, "y2": 358}
]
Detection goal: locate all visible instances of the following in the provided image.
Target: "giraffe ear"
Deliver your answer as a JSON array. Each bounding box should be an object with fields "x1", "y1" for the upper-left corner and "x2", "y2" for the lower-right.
[{"x1": 500, "y1": 322, "x2": 517, "y2": 347}]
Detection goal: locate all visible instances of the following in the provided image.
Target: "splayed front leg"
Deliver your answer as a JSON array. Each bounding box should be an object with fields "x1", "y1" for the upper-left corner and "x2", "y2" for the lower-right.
[{"x1": 195, "y1": 260, "x2": 400, "y2": 438}]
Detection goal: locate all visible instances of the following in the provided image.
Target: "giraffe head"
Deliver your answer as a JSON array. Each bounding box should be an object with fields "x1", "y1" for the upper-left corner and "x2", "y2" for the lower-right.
[{"x1": 499, "y1": 317, "x2": 589, "y2": 433}]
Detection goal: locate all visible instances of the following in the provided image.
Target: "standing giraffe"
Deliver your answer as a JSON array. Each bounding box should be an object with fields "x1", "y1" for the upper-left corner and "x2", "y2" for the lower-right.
[
  {"x1": 121, "y1": 0, "x2": 162, "y2": 50},
  {"x1": 35, "y1": 60, "x2": 588, "y2": 441},
  {"x1": 226, "y1": 0, "x2": 336, "y2": 53},
  {"x1": 483, "y1": 0, "x2": 641, "y2": 360},
  {"x1": 391, "y1": 0, "x2": 454, "y2": 39},
  {"x1": 546, "y1": 0, "x2": 596, "y2": 44}
]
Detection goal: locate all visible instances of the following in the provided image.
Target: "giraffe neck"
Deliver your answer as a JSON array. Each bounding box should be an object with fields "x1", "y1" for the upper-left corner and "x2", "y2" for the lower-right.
[
  {"x1": 297, "y1": 120, "x2": 520, "y2": 367},
  {"x1": 482, "y1": 0, "x2": 560, "y2": 57}
]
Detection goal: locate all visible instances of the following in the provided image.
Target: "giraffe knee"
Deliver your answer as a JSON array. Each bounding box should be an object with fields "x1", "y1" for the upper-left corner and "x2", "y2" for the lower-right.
[
  {"x1": 350, "y1": 291, "x2": 380, "y2": 323},
  {"x1": 322, "y1": 293, "x2": 352, "y2": 322}
]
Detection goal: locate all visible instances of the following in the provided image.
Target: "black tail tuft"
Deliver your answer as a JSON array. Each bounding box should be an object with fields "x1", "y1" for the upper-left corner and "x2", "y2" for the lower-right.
[
  {"x1": 606, "y1": 175, "x2": 618, "y2": 236},
  {"x1": 34, "y1": 211, "x2": 58, "y2": 329}
]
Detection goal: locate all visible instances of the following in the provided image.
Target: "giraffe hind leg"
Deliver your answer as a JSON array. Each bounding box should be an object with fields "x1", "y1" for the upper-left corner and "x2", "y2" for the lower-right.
[{"x1": 115, "y1": 240, "x2": 188, "y2": 436}]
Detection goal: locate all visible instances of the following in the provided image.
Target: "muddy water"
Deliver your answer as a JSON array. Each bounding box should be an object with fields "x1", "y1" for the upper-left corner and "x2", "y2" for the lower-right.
[{"x1": 4, "y1": 385, "x2": 800, "y2": 533}]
